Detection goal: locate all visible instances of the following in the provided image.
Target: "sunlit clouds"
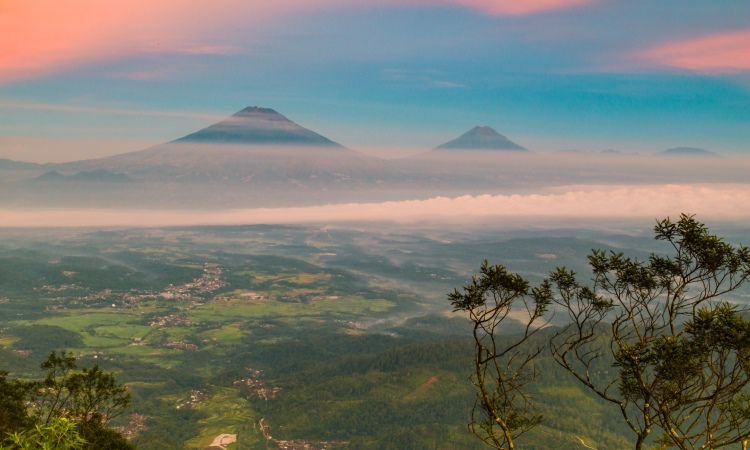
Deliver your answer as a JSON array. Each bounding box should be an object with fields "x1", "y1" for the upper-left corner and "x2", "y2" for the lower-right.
[
  {"x1": 633, "y1": 29, "x2": 750, "y2": 74},
  {"x1": 0, "y1": 0, "x2": 254, "y2": 82},
  {"x1": 2, "y1": 184, "x2": 749, "y2": 228},
  {"x1": 0, "y1": 0, "x2": 597, "y2": 83},
  {"x1": 442, "y1": 0, "x2": 594, "y2": 15}
]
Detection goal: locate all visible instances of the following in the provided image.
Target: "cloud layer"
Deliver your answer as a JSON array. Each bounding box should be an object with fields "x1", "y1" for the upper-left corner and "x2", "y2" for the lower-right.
[
  {"x1": 429, "y1": 0, "x2": 594, "y2": 15},
  {"x1": 0, "y1": 0, "x2": 594, "y2": 82},
  {"x1": 634, "y1": 29, "x2": 750, "y2": 73},
  {"x1": 2, "y1": 184, "x2": 748, "y2": 228},
  {"x1": 8, "y1": 1, "x2": 746, "y2": 83}
]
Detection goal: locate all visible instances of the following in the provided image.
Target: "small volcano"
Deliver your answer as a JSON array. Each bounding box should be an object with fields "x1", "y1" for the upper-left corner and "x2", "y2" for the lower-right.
[
  {"x1": 436, "y1": 126, "x2": 526, "y2": 151},
  {"x1": 173, "y1": 106, "x2": 344, "y2": 147}
]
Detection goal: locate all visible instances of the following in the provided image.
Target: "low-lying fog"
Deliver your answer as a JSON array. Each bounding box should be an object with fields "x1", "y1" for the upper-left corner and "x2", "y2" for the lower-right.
[
  {"x1": 1, "y1": 145, "x2": 748, "y2": 227},
  {"x1": 2, "y1": 183, "x2": 749, "y2": 228}
]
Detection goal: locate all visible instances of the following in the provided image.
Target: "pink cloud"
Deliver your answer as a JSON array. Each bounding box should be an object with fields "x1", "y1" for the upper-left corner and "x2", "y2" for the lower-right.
[
  {"x1": 439, "y1": 0, "x2": 594, "y2": 15},
  {"x1": 0, "y1": 0, "x2": 302, "y2": 83},
  {"x1": 178, "y1": 45, "x2": 242, "y2": 56},
  {"x1": 633, "y1": 29, "x2": 750, "y2": 74},
  {"x1": 1, "y1": 2, "x2": 165, "y2": 81},
  {"x1": 0, "y1": 0, "x2": 594, "y2": 83}
]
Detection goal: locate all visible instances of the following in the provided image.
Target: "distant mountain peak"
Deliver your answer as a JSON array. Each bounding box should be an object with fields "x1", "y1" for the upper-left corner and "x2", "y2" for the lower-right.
[
  {"x1": 35, "y1": 169, "x2": 131, "y2": 183},
  {"x1": 661, "y1": 147, "x2": 719, "y2": 157},
  {"x1": 436, "y1": 126, "x2": 526, "y2": 151},
  {"x1": 173, "y1": 106, "x2": 344, "y2": 147}
]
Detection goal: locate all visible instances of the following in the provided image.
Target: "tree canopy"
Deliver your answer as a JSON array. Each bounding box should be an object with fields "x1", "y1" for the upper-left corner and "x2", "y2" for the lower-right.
[
  {"x1": 0, "y1": 352, "x2": 132, "y2": 449},
  {"x1": 450, "y1": 261, "x2": 551, "y2": 449},
  {"x1": 456, "y1": 215, "x2": 750, "y2": 450}
]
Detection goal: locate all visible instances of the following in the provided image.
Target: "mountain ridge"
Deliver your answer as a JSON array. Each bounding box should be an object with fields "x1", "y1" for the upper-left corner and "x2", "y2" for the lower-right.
[
  {"x1": 35, "y1": 169, "x2": 132, "y2": 183},
  {"x1": 661, "y1": 147, "x2": 719, "y2": 157}
]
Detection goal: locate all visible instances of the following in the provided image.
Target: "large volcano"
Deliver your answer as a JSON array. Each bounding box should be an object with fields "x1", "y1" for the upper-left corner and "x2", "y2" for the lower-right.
[
  {"x1": 173, "y1": 106, "x2": 344, "y2": 147},
  {"x1": 45, "y1": 106, "x2": 382, "y2": 196}
]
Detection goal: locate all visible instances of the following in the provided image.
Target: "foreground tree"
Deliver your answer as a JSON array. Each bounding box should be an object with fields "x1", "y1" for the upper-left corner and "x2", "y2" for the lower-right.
[
  {"x1": 456, "y1": 215, "x2": 750, "y2": 449},
  {"x1": 2, "y1": 417, "x2": 86, "y2": 450},
  {"x1": 549, "y1": 215, "x2": 750, "y2": 449},
  {"x1": 0, "y1": 371, "x2": 32, "y2": 439},
  {"x1": 0, "y1": 352, "x2": 132, "y2": 449},
  {"x1": 450, "y1": 261, "x2": 551, "y2": 449},
  {"x1": 31, "y1": 351, "x2": 130, "y2": 427}
]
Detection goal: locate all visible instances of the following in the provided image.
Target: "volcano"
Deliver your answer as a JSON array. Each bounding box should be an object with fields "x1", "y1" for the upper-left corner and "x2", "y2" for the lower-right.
[
  {"x1": 173, "y1": 106, "x2": 344, "y2": 147},
  {"x1": 436, "y1": 126, "x2": 526, "y2": 151}
]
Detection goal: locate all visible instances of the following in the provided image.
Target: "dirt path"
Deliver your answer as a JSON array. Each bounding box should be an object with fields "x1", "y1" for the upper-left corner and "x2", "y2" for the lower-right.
[
  {"x1": 575, "y1": 436, "x2": 597, "y2": 450},
  {"x1": 209, "y1": 433, "x2": 237, "y2": 449}
]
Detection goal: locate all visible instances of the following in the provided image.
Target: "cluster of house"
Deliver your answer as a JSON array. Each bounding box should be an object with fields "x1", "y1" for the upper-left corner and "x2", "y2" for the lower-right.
[
  {"x1": 149, "y1": 314, "x2": 192, "y2": 327},
  {"x1": 116, "y1": 413, "x2": 148, "y2": 439},
  {"x1": 175, "y1": 389, "x2": 209, "y2": 410},
  {"x1": 233, "y1": 367, "x2": 282, "y2": 401},
  {"x1": 259, "y1": 418, "x2": 348, "y2": 450},
  {"x1": 160, "y1": 263, "x2": 227, "y2": 301}
]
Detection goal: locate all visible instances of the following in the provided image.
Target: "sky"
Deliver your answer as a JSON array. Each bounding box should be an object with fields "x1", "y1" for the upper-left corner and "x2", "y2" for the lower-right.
[{"x1": 1, "y1": 0, "x2": 749, "y2": 162}]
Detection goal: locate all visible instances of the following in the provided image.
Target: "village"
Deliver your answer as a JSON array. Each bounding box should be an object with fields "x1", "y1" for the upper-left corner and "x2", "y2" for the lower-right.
[
  {"x1": 36, "y1": 263, "x2": 228, "y2": 310},
  {"x1": 233, "y1": 367, "x2": 282, "y2": 401}
]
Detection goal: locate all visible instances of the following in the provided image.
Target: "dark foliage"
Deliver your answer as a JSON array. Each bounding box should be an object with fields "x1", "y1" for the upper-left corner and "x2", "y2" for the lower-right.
[
  {"x1": 0, "y1": 352, "x2": 132, "y2": 449},
  {"x1": 550, "y1": 215, "x2": 750, "y2": 449},
  {"x1": 449, "y1": 261, "x2": 551, "y2": 449}
]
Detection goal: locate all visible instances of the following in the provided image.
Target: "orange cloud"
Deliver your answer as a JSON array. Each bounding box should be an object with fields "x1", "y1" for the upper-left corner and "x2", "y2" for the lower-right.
[
  {"x1": 634, "y1": 29, "x2": 750, "y2": 73},
  {"x1": 0, "y1": 0, "x2": 594, "y2": 83},
  {"x1": 0, "y1": 0, "x2": 258, "y2": 82}
]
